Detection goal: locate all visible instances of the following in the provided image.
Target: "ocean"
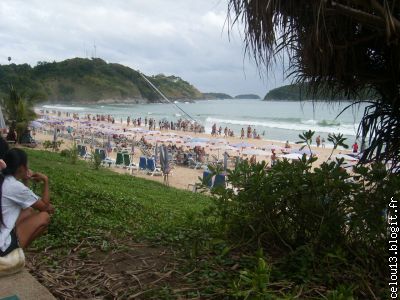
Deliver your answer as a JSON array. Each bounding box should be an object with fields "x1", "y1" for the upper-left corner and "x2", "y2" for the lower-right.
[{"x1": 39, "y1": 99, "x2": 366, "y2": 144}]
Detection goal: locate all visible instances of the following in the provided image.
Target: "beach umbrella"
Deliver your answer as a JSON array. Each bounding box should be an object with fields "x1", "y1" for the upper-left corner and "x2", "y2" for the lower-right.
[
  {"x1": 159, "y1": 144, "x2": 170, "y2": 185},
  {"x1": 190, "y1": 137, "x2": 210, "y2": 143},
  {"x1": 91, "y1": 131, "x2": 95, "y2": 148},
  {"x1": 106, "y1": 135, "x2": 112, "y2": 152},
  {"x1": 210, "y1": 138, "x2": 227, "y2": 144},
  {"x1": 147, "y1": 130, "x2": 161, "y2": 135},
  {"x1": 29, "y1": 121, "x2": 43, "y2": 128},
  {"x1": 52, "y1": 128, "x2": 58, "y2": 151},
  {"x1": 185, "y1": 141, "x2": 208, "y2": 148},
  {"x1": 231, "y1": 142, "x2": 255, "y2": 149},
  {"x1": 242, "y1": 149, "x2": 271, "y2": 156},
  {"x1": 262, "y1": 144, "x2": 285, "y2": 151},
  {"x1": 334, "y1": 154, "x2": 359, "y2": 161},
  {"x1": 293, "y1": 149, "x2": 318, "y2": 156},
  {"x1": 0, "y1": 106, "x2": 6, "y2": 129},
  {"x1": 279, "y1": 153, "x2": 305, "y2": 160},
  {"x1": 223, "y1": 152, "x2": 229, "y2": 171},
  {"x1": 155, "y1": 143, "x2": 159, "y2": 163}
]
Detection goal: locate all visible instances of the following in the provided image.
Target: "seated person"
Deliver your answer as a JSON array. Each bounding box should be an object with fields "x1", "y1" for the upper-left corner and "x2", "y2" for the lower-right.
[
  {"x1": 0, "y1": 148, "x2": 54, "y2": 259},
  {"x1": 6, "y1": 128, "x2": 17, "y2": 143},
  {"x1": 285, "y1": 140, "x2": 291, "y2": 148}
]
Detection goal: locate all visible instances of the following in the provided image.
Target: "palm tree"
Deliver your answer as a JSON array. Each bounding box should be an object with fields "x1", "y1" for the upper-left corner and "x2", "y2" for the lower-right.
[
  {"x1": 1, "y1": 85, "x2": 37, "y2": 143},
  {"x1": 227, "y1": 0, "x2": 400, "y2": 167}
]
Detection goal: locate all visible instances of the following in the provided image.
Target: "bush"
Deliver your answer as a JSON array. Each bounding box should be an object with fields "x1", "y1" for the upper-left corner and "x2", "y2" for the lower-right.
[
  {"x1": 60, "y1": 149, "x2": 70, "y2": 157},
  {"x1": 42, "y1": 140, "x2": 63, "y2": 151},
  {"x1": 203, "y1": 132, "x2": 397, "y2": 298},
  {"x1": 90, "y1": 151, "x2": 102, "y2": 170},
  {"x1": 69, "y1": 143, "x2": 78, "y2": 164}
]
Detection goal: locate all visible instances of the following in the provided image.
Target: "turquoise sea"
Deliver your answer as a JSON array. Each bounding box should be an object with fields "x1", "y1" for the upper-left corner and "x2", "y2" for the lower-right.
[{"x1": 40, "y1": 99, "x2": 367, "y2": 144}]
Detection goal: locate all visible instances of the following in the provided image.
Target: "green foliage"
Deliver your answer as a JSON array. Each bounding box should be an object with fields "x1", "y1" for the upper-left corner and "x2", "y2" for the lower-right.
[
  {"x1": 90, "y1": 151, "x2": 102, "y2": 170},
  {"x1": 59, "y1": 149, "x2": 70, "y2": 157},
  {"x1": 25, "y1": 149, "x2": 210, "y2": 250},
  {"x1": 231, "y1": 250, "x2": 274, "y2": 299},
  {"x1": 327, "y1": 133, "x2": 349, "y2": 160},
  {"x1": 202, "y1": 92, "x2": 233, "y2": 99},
  {"x1": 42, "y1": 140, "x2": 63, "y2": 151},
  {"x1": 264, "y1": 83, "x2": 377, "y2": 101},
  {"x1": 1, "y1": 85, "x2": 37, "y2": 143},
  {"x1": 202, "y1": 131, "x2": 396, "y2": 298},
  {"x1": 69, "y1": 142, "x2": 78, "y2": 164},
  {"x1": 234, "y1": 94, "x2": 260, "y2": 99},
  {"x1": 0, "y1": 58, "x2": 203, "y2": 103}
]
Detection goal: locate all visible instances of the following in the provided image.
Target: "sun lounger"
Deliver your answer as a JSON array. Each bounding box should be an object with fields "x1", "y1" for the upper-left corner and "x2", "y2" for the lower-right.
[
  {"x1": 213, "y1": 174, "x2": 226, "y2": 189},
  {"x1": 101, "y1": 157, "x2": 115, "y2": 167},
  {"x1": 146, "y1": 157, "x2": 162, "y2": 176},
  {"x1": 115, "y1": 152, "x2": 124, "y2": 167},
  {"x1": 188, "y1": 157, "x2": 203, "y2": 169},
  {"x1": 123, "y1": 153, "x2": 138, "y2": 171},
  {"x1": 139, "y1": 156, "x2": 147, "y2": 171},
  {"x1": 78, "y1": 145, "x2": 86, "y2": 157},
  {"x1": 94, "y1": 148, "x2": 107, "y2": 161},
  {"x1": 188, "y1": 171, "x2": 227, "y2": 192}
]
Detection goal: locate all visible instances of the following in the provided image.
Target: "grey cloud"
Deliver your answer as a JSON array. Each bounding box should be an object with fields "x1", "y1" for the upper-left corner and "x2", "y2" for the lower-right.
[{"x1": 0, "y1": 0, "x2": 288, "y2": 96}]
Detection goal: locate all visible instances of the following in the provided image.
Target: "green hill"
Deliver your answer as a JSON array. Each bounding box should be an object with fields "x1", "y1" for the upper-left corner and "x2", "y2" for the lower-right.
[
  {"x1": 0, "y1": 58, "x2": 203, "y2": 103},
  {"x1": 234, "y1": 94, "x2": 260, "y2": 99},
  {"x1": 202, "y1": 92, "x2": 233, "y2": 99},
  {"x1": 264, "y1": 83, "x2": 376, "y2": 100}
]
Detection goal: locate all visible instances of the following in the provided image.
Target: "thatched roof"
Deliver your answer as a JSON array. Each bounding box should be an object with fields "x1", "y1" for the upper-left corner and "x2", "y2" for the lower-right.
[{"x1": 228, "y1": 0, "x2": 400, "y2": 166}]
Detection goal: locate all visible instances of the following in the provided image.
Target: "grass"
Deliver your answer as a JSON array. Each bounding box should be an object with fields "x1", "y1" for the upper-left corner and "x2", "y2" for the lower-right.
[{"x1": 25, "y1": 149, "x2": 211, "y2": 249}]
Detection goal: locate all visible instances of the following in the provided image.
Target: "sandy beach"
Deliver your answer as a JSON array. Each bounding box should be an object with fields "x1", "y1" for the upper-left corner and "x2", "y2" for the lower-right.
[{"x1": 30, "y1": 112, "x2": 355, "y2": 191}]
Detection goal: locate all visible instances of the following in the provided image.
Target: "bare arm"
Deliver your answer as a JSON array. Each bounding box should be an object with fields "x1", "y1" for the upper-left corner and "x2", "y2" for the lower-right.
[{"x1": 30, "y1": 173, "x2": 54, "y2": 214}]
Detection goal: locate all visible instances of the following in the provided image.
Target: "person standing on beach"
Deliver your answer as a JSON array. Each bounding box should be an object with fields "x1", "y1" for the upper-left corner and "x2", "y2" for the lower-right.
[
  {"x1": 316, "y1": 135, "x2": 321, "y2": 147},
  {"x1": 352, "y1": 142, "x2": 359, "y2": 153},
  {"x1": 211, "y1": 124, "x2": 216, "y2": 136},
  {"x1": 271, "y1": 149, "x2": 277, "y2": 166},
  {"x1": 240, "y1": 128, "x2": 244, "y2": 139},
  {"x1": 247, "y1": 126, "x2": 251, "y2": 138},
  {"x1": 322, "y1": 137, "x2": 326, "y2": 148}
]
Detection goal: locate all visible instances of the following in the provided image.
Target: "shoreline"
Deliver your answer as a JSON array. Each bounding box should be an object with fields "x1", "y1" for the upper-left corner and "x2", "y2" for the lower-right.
[{"x1": 30, "y1": 112, "x2": 355, "y2": 191}]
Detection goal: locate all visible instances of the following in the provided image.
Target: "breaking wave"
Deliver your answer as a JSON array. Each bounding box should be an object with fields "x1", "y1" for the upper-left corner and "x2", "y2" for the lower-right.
[{"x1": 205, "y1": 117, "x2": 358, "y2": 136}]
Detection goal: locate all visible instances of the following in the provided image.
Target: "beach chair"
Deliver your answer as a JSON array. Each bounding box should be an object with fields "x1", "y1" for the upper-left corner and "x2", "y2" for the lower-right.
[
  {"x1": 115, "y1": 152, "x2": 124, "y2": 167},
  {"x1": 187, "y1": 170, "x2": 213, "y2": 192},
  {"x1": 213, "y1": 174, "x2": 226, "y2": 189},
  {"x1": 202, "y1": 170, "x2": 213, "y2": 188},
  {"x1": 146, "y1": 157, "x2": 162, "y2": 176},
  {"x1": 123, "y1": 153, "x2": 138, "y2": 171},
  {"x1": 77, "y1": 144, "x2": 82, "y2": 156},
  {"x1": 188, "y1": 157, "x2": 202, "y2": 169},
  {"x1": 78, "y1": 145, "x2": 86, "y2": 157},
  {"x1": 102, "y1": 157, "x2": 115, "y2": 167},
  {"x1": 99, "y1": 149, "x2": 106, "y2": 160},
  {"x1": 139, "y1": 156, "x2": 147, "y2": 171}
]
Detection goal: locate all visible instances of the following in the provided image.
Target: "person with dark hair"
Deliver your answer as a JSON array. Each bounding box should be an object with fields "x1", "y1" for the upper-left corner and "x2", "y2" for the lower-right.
[{"x1": 0, "y1": 148, "x2": 53, "y2": 257}]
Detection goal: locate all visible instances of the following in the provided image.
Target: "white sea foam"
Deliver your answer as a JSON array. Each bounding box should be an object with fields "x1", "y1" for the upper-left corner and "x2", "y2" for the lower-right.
[
  {"x1": 42, "y1": 105, "x2": 86, "y2": 111},
  {"x1": 205, "y1": 117, "x2": 358, "y2": 136}
]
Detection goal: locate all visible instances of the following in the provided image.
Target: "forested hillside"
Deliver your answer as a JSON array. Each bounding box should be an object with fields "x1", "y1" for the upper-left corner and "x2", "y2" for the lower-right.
[
  {"x1": 264, "y1": 83, "x2": 376, "y2": 101},
  {"x1": 0, "y1": 58, "x2": 203, "y2": 103}
]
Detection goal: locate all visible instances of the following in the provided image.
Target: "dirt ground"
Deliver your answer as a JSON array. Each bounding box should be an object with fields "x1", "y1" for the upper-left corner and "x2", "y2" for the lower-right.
[{"x1": 26, "y1": 238, "x2": 197, "y2": 299}]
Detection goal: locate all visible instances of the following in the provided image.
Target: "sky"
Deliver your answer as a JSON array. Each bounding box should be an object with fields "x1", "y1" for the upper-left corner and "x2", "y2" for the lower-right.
[{"x1": 0, "y1": 0, "x2": 288, "y2": 97}]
